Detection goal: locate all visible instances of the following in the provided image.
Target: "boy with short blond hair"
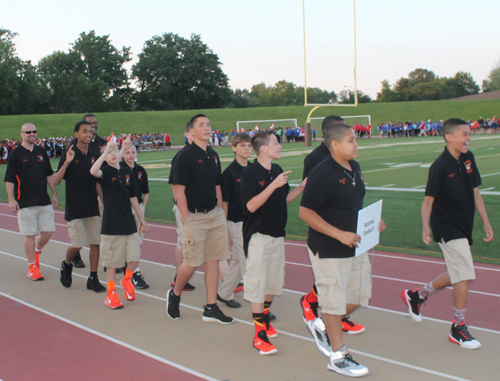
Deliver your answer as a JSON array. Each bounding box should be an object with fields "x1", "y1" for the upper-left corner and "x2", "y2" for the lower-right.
[
  {"x1": 241, "y1": 131, "x2": 305, "y2": 355},
  {"x1": 402, "y1": 118, "x2": 493, "y2": 349},
  {"x1": 90, "y1": 138, "x2": 149, "y2": 309}
]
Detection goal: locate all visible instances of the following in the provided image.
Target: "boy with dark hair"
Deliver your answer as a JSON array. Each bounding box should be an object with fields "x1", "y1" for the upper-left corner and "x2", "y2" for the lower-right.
[
  {"x1": 121, "y1": 144, "x2": 150, "y2": 289},
  {"x1": 241, "y1": 131, "x2": 305, "y2": 355},
  {"x1": 167, "y1": 114, "x2": 233, "y2": 324},
  {"x1": 299, "y1": 123, "x2": 385, "y2": 377},
  {"x1": 54, "y1": 121, "x2": 105, "y2": 292},
  {"x1": 90, "y1": 138, "x2": 149, "y2": 309},
  {"x1": 217, "y1": 132, "x2": 252, "y2": 308},
  {"x1": 300, "y1": 116, "x2": 365, "y2": 357},
  {"x1": 402, "y1": 118, "x2": 493, "y2": 349}
]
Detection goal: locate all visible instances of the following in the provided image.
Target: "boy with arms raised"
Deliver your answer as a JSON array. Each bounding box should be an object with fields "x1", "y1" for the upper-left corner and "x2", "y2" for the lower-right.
[
  {"x1": 217, "y1": 132, "x2": 252, "y2": 308},
  {"x1": 299, "y1": 123, "x2": 385, "y2": 377},
  {"x1": 241, "y1": 131, "x2": 305, "y2": 355},
  {"x1": 121, "y1": 144, "x2": 150, "y2": 289},
  {"x1": 54, "y1": 121, "x2": 105, "y2": 292},
  {"x1": 402, "y1": 118, "x2": 493, "y2": 349},
  {"x1": 90, "y1": 138, "x2": 149, "y2": 309}
]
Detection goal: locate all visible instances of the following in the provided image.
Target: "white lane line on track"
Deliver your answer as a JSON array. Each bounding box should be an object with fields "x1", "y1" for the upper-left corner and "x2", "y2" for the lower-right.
[
  {"x1": 0, "y1": 251, "x2": 479, "y2": 380},
  {"x1": 0, "y1": 291, "x2": 218, "y2": 381}
]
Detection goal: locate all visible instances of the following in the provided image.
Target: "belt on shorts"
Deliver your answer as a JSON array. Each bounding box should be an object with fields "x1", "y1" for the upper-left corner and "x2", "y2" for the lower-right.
[{"x1": 188, "y1": 205, "x2": 216, "y2": 214}]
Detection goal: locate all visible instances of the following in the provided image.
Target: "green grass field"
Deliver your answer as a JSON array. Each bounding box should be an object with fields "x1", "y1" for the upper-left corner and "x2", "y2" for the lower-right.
[
  {"x1": 1, "y1": 99, "x2": 499, "y2": 145},
  {"x1": 1, "y1": 134, "x2": 500, "y2": 264}
]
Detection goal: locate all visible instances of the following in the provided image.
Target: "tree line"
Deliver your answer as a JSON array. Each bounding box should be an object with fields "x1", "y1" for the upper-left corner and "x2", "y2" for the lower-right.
[{"x1": 1, "y1": 29, "x2": 498, "y2": 116}]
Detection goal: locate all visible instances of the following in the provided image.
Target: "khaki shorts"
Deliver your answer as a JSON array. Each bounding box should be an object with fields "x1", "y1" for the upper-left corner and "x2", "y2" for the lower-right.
[
  {"x1": 439, "y1": 238, "x2": 475, "y2": 284},
  {"x1": 243, "y1": 233, "x2": 285, "y2": 303},
  {"x1": 308, "y1": 247, "x2": 372, "y2": 315},
  {"x1": 173, "y1": 204, "x2": 182, "y2": 249},
  {"x1": 68, "y1": 216, "x2": 101, "y2": 248},
  {"x1": 178, "y1": 206, "x2": 229, "y2": 267},
  {"x1": 218, "y1": 221, "x2": 246, "y2": 300},
  {"x1": 98, "y1": 198, "x2": 104, "y2": 217},
  {"x1": 131, "y1": 203, "x2": 146, "y2": 244},
  {"x1": 100, "y1": 233, "x2": 141, "y2": 268},
  {"x1": 18, "y1": 205, "x2": 56, "y2": 236}
]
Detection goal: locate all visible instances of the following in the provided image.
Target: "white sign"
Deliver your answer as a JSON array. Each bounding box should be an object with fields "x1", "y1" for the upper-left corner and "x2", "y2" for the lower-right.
[{"x1": 355, "y1": 200, "x2": 383, "y2": 256}]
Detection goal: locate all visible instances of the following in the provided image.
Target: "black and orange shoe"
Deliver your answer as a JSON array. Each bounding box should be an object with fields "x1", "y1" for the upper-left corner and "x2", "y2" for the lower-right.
[
  {"x1": 234, "y1": 282, "x2": 244, "y2": 294},
  {"x1": 300, "y1": 294, "x2": 318, "y2": 323},
  {"x1": 449, "y1": 321, "x2": 481, "y2": 349},
  {"x1": 253, "y1": 330, "x2": 277, "y2": 355},
  {"x1": 402, "y1": 289, "x2": 426, "y2": 322},
  {"x1": 342, "y1": 316, "x2": 365, "y2": 335}
]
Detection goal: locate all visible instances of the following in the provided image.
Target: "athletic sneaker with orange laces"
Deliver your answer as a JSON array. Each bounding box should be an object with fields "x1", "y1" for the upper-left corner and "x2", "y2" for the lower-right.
[
  {"x1": 28, "y1": 263, "x2": 44, "y2": 281},
  {"x1": 253, "y1": 330, "x2": 278, "y2": 355},
  {"x1": 300, "y1": 294, "x2": 318, "y2": 323},
  {"x1": 265, "y1": 320, "x2": 278, "y2": 338},
  {"x1": 120, "y1": 278, "x2": 136, "y2": 301},
  {"x1": 105, "y1": 290, "x2": 124, "y2": 309},
  {"x1": 342, "y1": 316, "x2": 365, "y2": 334},
  {"x1": 34, "y1": 250, "x2": 41, "y2": 269}
]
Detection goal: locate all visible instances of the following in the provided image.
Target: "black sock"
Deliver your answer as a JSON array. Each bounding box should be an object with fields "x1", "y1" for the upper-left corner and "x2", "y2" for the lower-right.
[
  {"x1": 313, "y1": 284, "x2": 318, "y2": 295},
  {"x1": 90, "y1": 271, "x2": 97, "y2": 279},
  {"x1": 206, "y1": 303, "x2": 216, "y2": 310},
  {"x1": 253, "y1": 313, "x2": 265, "y2": 334}
]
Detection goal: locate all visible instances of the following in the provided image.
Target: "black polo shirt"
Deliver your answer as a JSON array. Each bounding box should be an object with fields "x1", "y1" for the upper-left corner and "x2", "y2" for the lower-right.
[
  {"x1": 303, "y1": 142, "x2": 329, "y2": 180},
  {"x1": 100, "y1": 165, "x2": 139, "y2": 236},
  {"x1": 171, "y1": 142, "x2": 221, "y2": 211},
  {"x1": 426, "y1": 147, "x2": 481, "y2": 245},
  {"x1": 57, "y1": 145, "x2": 100, "y2": 221},
  {"x1": 120, "y1": 161, "x2": 149, "y2": 204},
  {"x1": 221, "y1": 159, "x2": 249, "y2": 223},
  {"x1": 168, "y1": 144, "x2": 190, "y2": 185},
  {"x1": 4, "y1": 144, "x2": 54, "y2": 209},
  {"x1": 71, "y1": 135, "x2": 106, "y2": 154},
  {"x1": 240, "y1": 159, "x2": 290, "y2": 256},
  {"x1": 301, "y1": 155, "x2": 366, "y2": 258}
]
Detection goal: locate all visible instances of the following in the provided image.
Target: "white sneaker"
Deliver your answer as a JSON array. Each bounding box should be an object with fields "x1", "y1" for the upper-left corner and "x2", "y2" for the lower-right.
[
  {"x1": 306, "y1": 318, "x2": 331, "y2": 358},
  {"x1": 327, "y1": 345, "x2": 369, "y2": 377}
]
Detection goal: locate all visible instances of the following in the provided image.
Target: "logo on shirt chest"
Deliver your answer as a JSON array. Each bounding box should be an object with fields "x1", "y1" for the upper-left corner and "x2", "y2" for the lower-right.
[
  {"x1": 449, "y1": 173, "x2": 455, "y2": 179},
  {"x1": 112, "y1": 177, "x2": 117, "y2": 182},
  {"x1": 339, "y1": 178, "x2": 346, "y2": 185},
  {"x1": 36, "y1": 155, "x2": 44, "y2": 162},
  {"x1": 91, "y1": 157, "x2": 95, "y2": 164},
  {"x1": 236, "y1": 178, "x2": 240, "y2": 183},
  {"x1": 213, "y1": 156, "x2": 218, "y2": 165},
  {"x1": 358, "y1": 171, "x2": 364, "y2": 183},
  {"x1": 125, "y1": 175, "x2": 130, "y2": 185},
  {"x1": 259, "y1": 181, "x2": 265, "y2": 187},
  {"x1": 464, "y1": 160, "x2": 473, "y2": 174},
  {"x1": 138, "y1": 171, "x2": 143, "y2": 180}
]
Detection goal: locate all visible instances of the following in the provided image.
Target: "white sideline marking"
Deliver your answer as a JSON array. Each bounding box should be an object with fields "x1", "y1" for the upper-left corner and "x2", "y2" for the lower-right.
[
  {"x1": 412, "y1": 185, "x2": 426, "y2": 189},
  {"x1": 0, "y1": 252, "x2": 480, "y2": 380},
  {"x1": 389, "y1": 163, "x2": 420, "y2": 168},
  {"x1": 0, "y1": 291, "x2": 218, "y2": 381},
  {"x1": 481, "y1": 187, "x2": 495, "y2": 191},
  {"x1": 379, "y1": 184, "x2": 396, "y2": 188}
]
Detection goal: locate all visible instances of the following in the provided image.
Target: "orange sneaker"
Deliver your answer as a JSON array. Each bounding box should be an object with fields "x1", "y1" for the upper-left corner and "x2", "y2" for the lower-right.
[
  {"x1": 253, "y1": 330, "x2": 277, "y2": 355},
  {"x1": 300, "y1": 294, "x2": 318, "y2": 323},
  {"x1": 28, "y1": 264, "x2": 44, "y2": 281},
  {"x1": 105, "y1": 290, "x2": 124, "y2": 309},
  {"x1": 34, "y1": 250, "x2": 41, "y2": 269},
  {"x1": 265, "y1": 321, "x2": 278, "y2": 338},
  {"x1": 342, "y1": 316, "x2": 365, "y2": 334},
  {"x1": 120, "y1": 277, "x2": 136, "y2": 301}
]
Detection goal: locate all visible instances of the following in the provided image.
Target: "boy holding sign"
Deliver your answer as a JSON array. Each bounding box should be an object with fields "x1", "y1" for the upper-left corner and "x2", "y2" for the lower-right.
[
  {"x1": 299, "y1": 123, "x2": 385, "y2": 377},
  {"x1": 402, "y1": 118, "x2": 493, "y2": 349}
]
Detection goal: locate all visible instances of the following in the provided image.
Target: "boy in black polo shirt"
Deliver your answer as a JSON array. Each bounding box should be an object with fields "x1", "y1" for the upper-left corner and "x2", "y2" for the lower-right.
[
  {"x1": 90, "y1": 139, "x2": 149, "y2": 309},
  {"x1": 402, "y1": 118, "x2": 493, "y2": 349},
  {"x1": 299, "y1": 123, "x2": 385, "y2": 377},
  {"x1": 54, "y1": 121, "x2": 105, "y2": 292},
  {"x1": 167, "y1": 114, "x2": 232, "y2": 324},
  {"x1": 241, "y1": 131, "x2": 305, "y2": 355},
  {"x1": 217, "y1": 132, "x2": 252, "y2": 308},
  {"x1": 121, "y1": 144, "x2": 150, "y2": 289},
  {"x1": 300, "y1": 116, "x2": 366, "y2": 352}
]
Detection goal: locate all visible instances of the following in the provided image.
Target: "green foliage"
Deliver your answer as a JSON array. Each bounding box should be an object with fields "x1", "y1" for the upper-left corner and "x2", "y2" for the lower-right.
[
  {"x1": 133, "y1": 33, "x2": 231, "y2": 111},
  {"x1": 339, "y1": 89, "x2": 371, "y2": 104},
  {"x1": 482, "y1": 60, "x2": 500, "y2": 92},
  {"x1": 377, "y1": 68, "x2": 480, "y2": 102}
]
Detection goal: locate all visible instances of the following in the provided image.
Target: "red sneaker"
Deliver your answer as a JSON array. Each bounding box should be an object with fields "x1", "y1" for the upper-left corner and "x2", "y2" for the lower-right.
[
  {"x1": 105, "y1": 290, "x2": 124, "y2": 309},
  {"x1": 265, "y1": 321, "x2": 278, "y2": 338},
  {"x1": 28, "y1": 264, "x2": 44, "y2": 281},
  {"x1": 300, "y1": 294, "x2": 318, "y2": 323},
  {"x1": 34, "y1": 250, "x2": 41, "y2": 269},
  {"x1": 342, "y1": 316, "x2": 365, "y2": 334},
  {"x1": 234, "y1": 282, "x2": 244, "y2": 294},
  {"x1": 253, "y1": 330, "x2": 277, "y2": 355},
  {"x1": 120, "y1": 278, "x2": 136, "y2": 301}
]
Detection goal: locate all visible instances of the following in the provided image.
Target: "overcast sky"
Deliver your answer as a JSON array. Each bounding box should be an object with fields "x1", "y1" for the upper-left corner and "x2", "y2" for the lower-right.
[{"x1": 3, "y1": 0, "x2": 499, "y2": 99}]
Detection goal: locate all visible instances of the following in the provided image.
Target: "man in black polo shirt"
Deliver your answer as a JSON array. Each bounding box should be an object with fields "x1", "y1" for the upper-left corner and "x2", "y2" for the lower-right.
[
  {"x1": 54, "y1": 121, "x2": 105, "y2": 292},
  {"x1": 167, "y1": 114, "x2": 233, "y2": 324},
  {"x1": 300, "y1": 123, "x2": 385, "y2": 377},
  {"x1": 402, "y1": 118, "x2": 493, "y2": 350},
  {"x1": 4, "y1": 123, "x2": 58, "y2": 281}
]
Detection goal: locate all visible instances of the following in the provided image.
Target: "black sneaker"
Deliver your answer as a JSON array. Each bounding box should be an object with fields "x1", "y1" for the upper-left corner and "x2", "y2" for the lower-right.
[
  {"x1": 449, "y1": 321, "x2": 481, "y2": 349},
  {"x1": 60, "y1": 261, "x2": 73, "y2": 288},
  {"x1": 269, "y1": 312, "x2": 277, "y2": 321},
  {"x1": 202, "y1": 305, "x2": 234, "y2": 324},
  {"x1": 166, "y1": 289, "x2": 180, "y2": 320},
  {"x1": 71, "y1": 251, "x2": 85, "y2": 268},
  {"x1": 402, "y1": 289, "x2": 426, "y2": 322},
  {"x1": 170, "y1": 281, "x2": 195, "y2": 291},
  {"x1": 132, "y1": 271, "x2": 149, "y2": 289},
  {"x1": 86, "y1": 277, "x2": 106, "y2": 293}
]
